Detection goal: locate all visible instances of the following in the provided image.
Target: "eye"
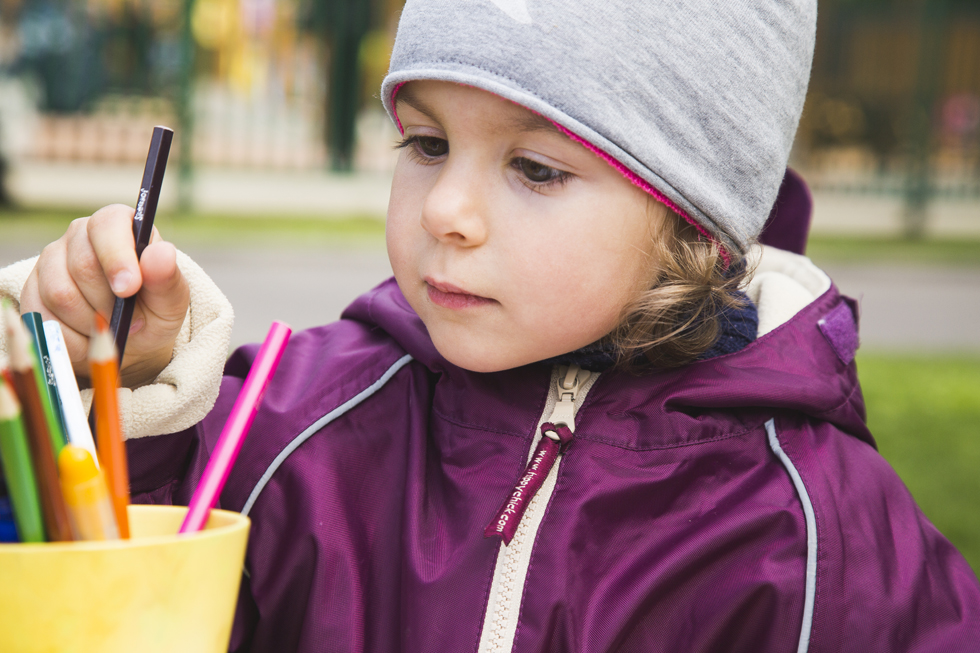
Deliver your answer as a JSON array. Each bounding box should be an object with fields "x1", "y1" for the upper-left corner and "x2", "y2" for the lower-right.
[
  {"x1": 514, "y1": 157, "x2": 571, "y2": 188},
  {"x1": 396, "y1": 134, "x2": 448, "y2": 162},
  {"x1": 416, "y1": 136, "x2": 448, "y2": 157}
]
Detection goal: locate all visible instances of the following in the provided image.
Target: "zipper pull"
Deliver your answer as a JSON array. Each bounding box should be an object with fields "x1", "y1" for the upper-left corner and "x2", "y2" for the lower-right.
[
  {"x1": 484, "y1": 366, "x2": 590, "y2": 544},
  {"x1": 548, "y1": 365, "x2": 590, "y2": 433}
]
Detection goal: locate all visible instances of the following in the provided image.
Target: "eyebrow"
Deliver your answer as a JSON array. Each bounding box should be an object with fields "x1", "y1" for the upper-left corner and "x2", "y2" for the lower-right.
[
  {"x1": 507, "y1": 111, "x2": 562, "y2": 135},
  {"x1": 394, "y1": 86, "x2": 439, "y2": 123},
  {"x1": 395, "y1": 86, "x2": 562, "y2": 136}
]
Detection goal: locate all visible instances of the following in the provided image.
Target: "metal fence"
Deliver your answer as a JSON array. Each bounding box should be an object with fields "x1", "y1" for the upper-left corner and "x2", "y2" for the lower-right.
[{"x1": 797, "y1": 0, "x2": 980, "y2": 234}]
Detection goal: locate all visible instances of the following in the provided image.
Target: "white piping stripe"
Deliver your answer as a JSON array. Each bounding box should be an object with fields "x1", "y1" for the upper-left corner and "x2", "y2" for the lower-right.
[
  {"x1": 765, "y1": 418, "x2": 816, "y2": 653},
  {"x1": 240, "y1": 354, "x2": 414, "y2": 517}
]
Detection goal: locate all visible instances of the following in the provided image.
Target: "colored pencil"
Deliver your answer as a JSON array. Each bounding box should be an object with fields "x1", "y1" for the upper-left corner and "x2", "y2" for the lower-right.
[
  {"x1": 89, "y1": 315, "x2": 130, "y2": 538},
  {"x1": 43, "y1": 321, "x2": 98, "y2": 466},
  {"x1": 3, "y1": 302, "x2": 73, "y2": 541},
  {"x1": 58, "y1": 445, "x2": 118, "y2": 541},
  {"x1": 22, "y1": 312, "x2": 68, "y2": 454},
  {"x1": 179, "y1": 321, "x2": 291, "y2": 534},
  {"x1": 0, "y1": 377, "x2": 46, "y2": 542},
  {"x1": 109, "y1": 125, "x2": 173, "y2": 363}
]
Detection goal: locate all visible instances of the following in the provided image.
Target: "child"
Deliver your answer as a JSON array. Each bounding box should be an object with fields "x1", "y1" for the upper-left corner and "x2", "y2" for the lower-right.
[{"x1": 3, "y1": 0, "x2": 980, "y2": 651}]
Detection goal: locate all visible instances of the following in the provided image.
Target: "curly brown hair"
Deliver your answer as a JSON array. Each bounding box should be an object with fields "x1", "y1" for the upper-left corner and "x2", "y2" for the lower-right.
[{"x1": 609, "y1": 202, "x2": 753, "y2": 370}]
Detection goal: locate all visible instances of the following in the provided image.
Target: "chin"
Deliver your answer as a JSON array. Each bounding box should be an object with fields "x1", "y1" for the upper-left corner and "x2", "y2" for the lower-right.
[
  {"x1": 432, "y1": 338, "x2": 528, "y2": 374},
  {"x1": 440, "y1": 350, "x2": 513, "y2": 374}
]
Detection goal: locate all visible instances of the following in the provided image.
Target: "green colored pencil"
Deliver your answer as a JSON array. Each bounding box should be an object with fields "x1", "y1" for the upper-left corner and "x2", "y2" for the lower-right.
[
  {"x1": 21, "y1": 312, "x2": 68, "y2": 457},
  {"x1": 0, "y1": 377, "x2": 46, "y2": 542}
]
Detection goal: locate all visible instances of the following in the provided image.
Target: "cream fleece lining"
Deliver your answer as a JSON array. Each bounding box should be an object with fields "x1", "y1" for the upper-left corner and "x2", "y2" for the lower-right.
[{"x1": 746, "y1": 244, "x2": 832, "y2": 337}]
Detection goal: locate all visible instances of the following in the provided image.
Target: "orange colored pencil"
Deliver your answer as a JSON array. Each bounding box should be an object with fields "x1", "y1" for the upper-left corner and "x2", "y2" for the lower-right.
[
  {"x1": 3, "y1": 303, "x2": 74, "y2": 541},
  {"x1": 89, "y1": 314, "x2": 130, "y2": 538}
]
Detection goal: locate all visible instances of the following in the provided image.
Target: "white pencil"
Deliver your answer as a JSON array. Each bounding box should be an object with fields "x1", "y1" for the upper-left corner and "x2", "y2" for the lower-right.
[{"x1": 43, "y1": 321, "x2": 98, "y2": 468}]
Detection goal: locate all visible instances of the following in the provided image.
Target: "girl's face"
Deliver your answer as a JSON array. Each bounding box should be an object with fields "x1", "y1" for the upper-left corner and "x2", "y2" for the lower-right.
[{"x1": 387, "y1": 81, "x2": 662, "y2": 373}]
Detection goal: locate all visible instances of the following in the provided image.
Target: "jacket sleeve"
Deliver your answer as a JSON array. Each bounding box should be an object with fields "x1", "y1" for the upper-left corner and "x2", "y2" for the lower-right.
[
  {"x1": 771, "y1": 415, "x2": 980, "y2": 651},
  {"x1": 0, "y1": 250, "x2": 234, "y2": 439}
]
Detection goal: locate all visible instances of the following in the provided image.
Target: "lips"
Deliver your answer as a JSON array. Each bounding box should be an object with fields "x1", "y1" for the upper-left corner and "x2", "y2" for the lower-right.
[{"x1": 425, "y1": 279, "x2": 495, "y2": 310}]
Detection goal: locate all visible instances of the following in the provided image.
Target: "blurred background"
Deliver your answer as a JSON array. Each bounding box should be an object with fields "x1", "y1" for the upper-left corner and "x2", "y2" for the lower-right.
[
  {"x1": 0, "y1": 0, "x2": 975, "y2": 223},
  {"x1": 0, "y1": 0, "x2": 401, "y2": 213},
  {"x1": 0, "y1": 0, "x2": 978, "y2": 573}
]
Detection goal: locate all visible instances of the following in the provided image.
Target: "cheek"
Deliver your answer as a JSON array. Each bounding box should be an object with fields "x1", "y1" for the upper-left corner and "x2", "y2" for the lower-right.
[
  {"x1": 385, "y1": 224, "x2": 410, "y2": 280},
  {"x1": 564, "y1": 275, "x2": 635, "y2": 336},
  {"x1": 386, "y1": 162, "x2": 428, "y2": 268},
  {"x1": 503, "y1": 254, "x2": 627, "y2": 351},
  {"x1": 537, "y1": 217, "x2": 654, "y2": 340},
  {"x1": 386, "y1": 219, "x2": 424, "y2": 298}
]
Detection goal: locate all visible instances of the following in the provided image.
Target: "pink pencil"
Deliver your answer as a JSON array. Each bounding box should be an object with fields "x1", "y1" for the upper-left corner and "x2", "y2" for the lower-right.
[{"x1": 179, "y1": 321, "x2": 292, "y2": 534}]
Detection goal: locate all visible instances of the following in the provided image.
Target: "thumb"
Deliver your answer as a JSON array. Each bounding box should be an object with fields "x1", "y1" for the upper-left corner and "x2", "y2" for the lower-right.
[
  {"x1": 135, "y1": 241, "x2": 189, "y2": 330},
  {"x1": 118, "y1": 240, "x2": 189, "y2": 387}
]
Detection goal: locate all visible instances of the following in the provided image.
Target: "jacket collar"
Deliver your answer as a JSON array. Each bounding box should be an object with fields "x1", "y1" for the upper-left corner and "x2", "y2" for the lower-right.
[{"x1": 341, "y1": 248, "x2": 870, "y2": 450}]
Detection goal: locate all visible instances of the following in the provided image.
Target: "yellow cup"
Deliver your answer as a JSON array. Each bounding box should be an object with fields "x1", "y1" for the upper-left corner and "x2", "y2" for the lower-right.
[{"x1": 0, "y1": 504, "x2": 250, "y2": 653}]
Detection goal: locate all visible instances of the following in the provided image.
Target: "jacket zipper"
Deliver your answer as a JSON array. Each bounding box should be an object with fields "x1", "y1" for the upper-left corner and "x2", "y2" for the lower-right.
[{"x1": 477, "y1": 364, "x2": 597, "y2": 653}]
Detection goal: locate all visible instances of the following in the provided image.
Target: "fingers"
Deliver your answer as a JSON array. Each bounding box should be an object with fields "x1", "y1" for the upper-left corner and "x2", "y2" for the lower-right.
[
  {"x1": 20, "y1": 265, "x2": 90, "y2": 363},
  {"x1": 34, "y1": 205, "x2": 141, "y2": 347},
  {"x1": 87, "y1": 205, "x2": 141, "y2": 298},
  {"x1": 22, "y1": 232, "x2": 97, "y2": 375},
  {"x1": 32, "y1": 222, "x2": 103, "y2": 346},
  {"x1": 62, "y1": 219, "x2": 115, "y2": 320}
]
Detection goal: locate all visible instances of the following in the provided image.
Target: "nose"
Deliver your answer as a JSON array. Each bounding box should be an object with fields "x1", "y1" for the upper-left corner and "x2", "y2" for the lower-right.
[{"x1": 419, "y1": 160, "x2": 489, "y2": 247}]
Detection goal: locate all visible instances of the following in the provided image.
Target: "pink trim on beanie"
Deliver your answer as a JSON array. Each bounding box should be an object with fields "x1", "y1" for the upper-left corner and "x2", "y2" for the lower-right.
[
  {"x1": 550, "y1": 122, "x2": 731, "y2": 265},
  {"x1": 390, "y1": 82, "x2": 407, "y2": 134},
  {"x1": 387, "y1": 80, "x2": 730, "y2": 263}
]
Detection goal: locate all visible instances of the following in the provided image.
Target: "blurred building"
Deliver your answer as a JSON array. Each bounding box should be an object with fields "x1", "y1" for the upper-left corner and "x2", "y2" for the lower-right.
[
  {"x1": 797, "y1": 0, "x2": 980, "y2": 206},
  {"x1": 0, "y1": 0, "x2": 401, "y2": 175}
]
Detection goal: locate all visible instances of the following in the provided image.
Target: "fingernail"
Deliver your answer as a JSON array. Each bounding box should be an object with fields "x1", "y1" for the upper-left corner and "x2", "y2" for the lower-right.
[
  {"x1": 111, "y1": 270, "x2": 133, "y2": 294},
  {"x1": 129, "y1": 318, "x2": 144, "y2": 335}
]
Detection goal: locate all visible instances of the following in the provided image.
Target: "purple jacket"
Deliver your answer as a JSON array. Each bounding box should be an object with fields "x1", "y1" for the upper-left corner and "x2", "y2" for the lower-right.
[{"x1": 128, "y1": 276, "x2": 980, "y2": 652}]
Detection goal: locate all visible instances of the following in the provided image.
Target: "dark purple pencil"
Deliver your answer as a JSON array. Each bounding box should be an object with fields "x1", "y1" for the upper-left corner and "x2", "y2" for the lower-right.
[
  {"x1": 109, "y1": 126, "x2": 174, "y2": 361},
  {"x1": 89, "y1": 126, "x2": 173, "y2": 437}
]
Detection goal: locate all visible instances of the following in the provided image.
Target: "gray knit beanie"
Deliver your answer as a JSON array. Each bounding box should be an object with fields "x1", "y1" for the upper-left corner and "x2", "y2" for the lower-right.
[{"x1": 381, "y1": 0, "x2": 816, "y2": 257}]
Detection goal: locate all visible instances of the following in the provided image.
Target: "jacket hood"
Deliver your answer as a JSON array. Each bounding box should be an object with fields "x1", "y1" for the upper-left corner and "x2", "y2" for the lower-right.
[{"x1": 342, "y1": 246, "x2": 873, "y2": 450}]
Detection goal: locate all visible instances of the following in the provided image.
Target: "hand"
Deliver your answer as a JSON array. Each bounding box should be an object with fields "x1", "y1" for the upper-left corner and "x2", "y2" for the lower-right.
[{"x1": 20, "y1": 204, "x2": 190, "y2": 388}]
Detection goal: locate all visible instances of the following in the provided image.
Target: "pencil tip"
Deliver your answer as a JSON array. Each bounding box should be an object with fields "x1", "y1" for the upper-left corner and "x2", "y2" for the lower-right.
[
  {"x1": 1, "y1": 300, "x2": 16, "y2": 329},
  {"x1": 2, "y1": 302, "x2": 33, "y2": 371},
  {"x1": 89, "y1": 318, "x2": 117, "y2": 363},
  {"x1": 0, "y1": 377, "x2": 19, "y2": 419}
]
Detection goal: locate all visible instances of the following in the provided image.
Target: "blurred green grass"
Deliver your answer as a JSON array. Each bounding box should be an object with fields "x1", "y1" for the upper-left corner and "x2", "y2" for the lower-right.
[
  {"x1": 0, "y1": 207, "x2": 387, "y2": 249},
  {"x1": 858, "y1": 352, "x2": 980, "y2": 575},
  {"x1": 807, "y1": 235, "x2": 980, "y2": 267}
]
